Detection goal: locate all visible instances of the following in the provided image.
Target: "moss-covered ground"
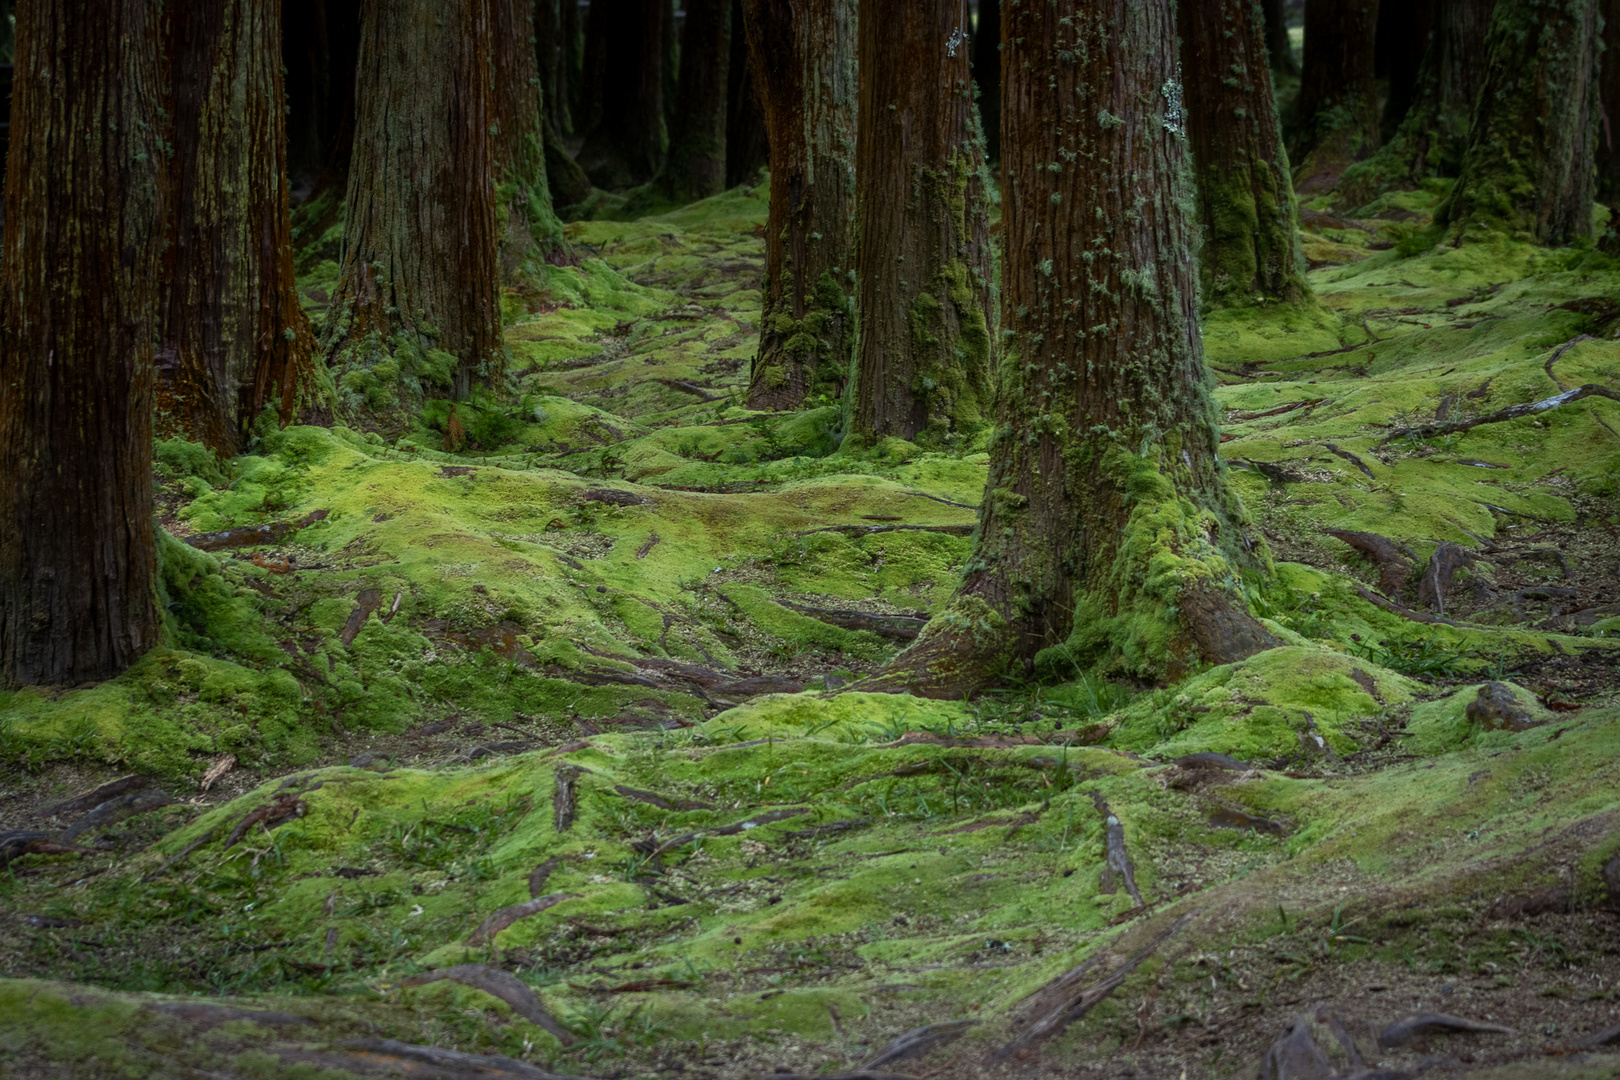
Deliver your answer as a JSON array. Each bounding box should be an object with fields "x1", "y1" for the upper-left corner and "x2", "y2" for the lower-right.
[{"x1": 2, "y1": 178, "x2": 1618, "y2": 1079}]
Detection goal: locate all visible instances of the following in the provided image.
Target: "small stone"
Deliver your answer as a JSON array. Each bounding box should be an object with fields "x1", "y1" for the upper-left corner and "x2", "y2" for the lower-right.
[{"x1": 1465, "y1": 682, "x2": 1539, "y2": 732}]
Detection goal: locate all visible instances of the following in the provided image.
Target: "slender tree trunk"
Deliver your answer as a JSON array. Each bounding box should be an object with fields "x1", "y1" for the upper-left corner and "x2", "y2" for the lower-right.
[
  {"x1": 1597, "y1": 0, "x2": 1620, "y2": 249},
  {"x1": 1374, "y1": 0, "x2": 1434, "y2": 140},
  {"x1": 1438, "y1": 0, "x2": 1599, "y2": 245},
  {"x1": 741, "y1": 0, "x2": 858, "y2": 410},
  {"x1": 1261, "y1": 0, "x2": 1299, "y2": 75},
  {"x1": 546, "y1": 117, "x2": 594, "y2": 207},
  {"x1": 575, "y1": 0, "x2": 666, "y2": 190},
  {"x1": 493, "y1": 0, "x2": 567, "y2": 274},
  {"x1": 849, "y1": 0, "x2": 992, "y2": 449},
  {"x1": 159, "y1": 0, "x2": 318, "y2": 457},
  {"x1": 535, "y1": 0, "x2": 570, "y2": 134},
  {"x1": 656, "y1": 0, "x2": 729, "y2": 203},
  {"x1": 561, "y1": 0, "x2": 583, "y2": 130},
  {"x1": 0, "y1": 0, "x2": 168, "y2": 687},
  {"x1": 1289, "y1": 0, "x2": 1382, "y2": 194},
  {"x1": 972, "y1": 0, "x2": 1001, "y2": 164},
  {"x1": 725, "y1": 0, "x2": 769, "y2": 188},
  {"x1": 876, "y1": 0, "x2": 1275, "y2": 698},
  {"x1": 286, "y1": 0, "x2": 360, "y2": 268},
  {"x1": 282, "y1": 0, "x2": 333, "y2": 194},
  {"x1": 1178, "y1": 0, "x2": 1311, "y2": 308},
  {"x1": 325, "y1": 0, "x2": 501, "y2": 405},
  {"x1": 580, "y1": 0, "x2": 607, "y2": 133}
]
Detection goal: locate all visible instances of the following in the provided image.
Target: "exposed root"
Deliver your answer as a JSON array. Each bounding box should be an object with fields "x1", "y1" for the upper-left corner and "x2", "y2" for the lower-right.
[
  {"x1": 1379, "y1": 383, "x2": 1620, "y2": 446},
  {"x1": 33, "y1": 775, "x2": 155, "y2": 821},
  {"x1": 1542, "y1": 333, "x2": 1592, "y2": 392},
  {"x1": 612, "y1": 784, "x2": 716, "y2": 811},
  {"x1": 861, "y1": 1019, "x2": 975, "y2": 1068},
  {"x1": 1323, "y1": 441, "x2": 1376, "y2": 478},
  {"x1": 465, "y1": 892, "x2": 580, "y2": 946},
  {"x1": 1351, "y1": 582, "x2": 1466, "y2": 627},
  {"x1": 1325, "y1": 530, "x2": 1414, "y2": 597},
  {"x1": 1416, "y1": 541, "x2": 1483, "y2": 614},
  {"x1": 398, "y1": 965, "x2": 576, "y2": 1045},
  {"x1": 553, "y1": 766, "x2": 583, "y2": 832},
  {"x1": 284, "y1": 1036, "x2": 587, "y2": 1078},
  {"x1": 1092, "y1": 791, "x2": 1144, "y2": 907},
  {"x1": 527, "y1": 856, "x2": 560, "y2": 899},
  {"x1": 223, "y1": 794, "x2": 305, "y2": 849},
  {"x1": 778, "y1": 600, "x2": 928, "y2": 641},
  {"x1": 794, "y1": 523, "x2": 974, "y2": 538},
  {"x1": 992, "y1": 914, "x2": 1193, "y2": 1062},
  {"x1": 184, "y1": 508, "x2": 329, "y2": 552}
]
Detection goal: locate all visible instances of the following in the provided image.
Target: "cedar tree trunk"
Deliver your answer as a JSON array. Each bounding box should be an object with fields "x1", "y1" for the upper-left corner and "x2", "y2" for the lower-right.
[
  {"x1": 1598, "y1": 0, "x2": 1620, "y2": 249},
  {"x1": 326, "y1": 0, "x2": 501, "y2": 404},
  {"x1": 285, "y1": 0, "x2": 360, "y2": 270},
  {"x1": 493, "y1": 0, "x2": 568, "y2": 273},
  {"x1": 849, "y1": 0, "x2": 992, "y2": 449},
  {"x1": 1374, "y1": 0, "x2": 1434, "y2": 140},
  {"x1": 535, "y1": 0, "x2": 570, "y2": 134},
  {"x1": 725, "y1": 0, "x2": 769, "y2": 188},
  {"x1": 1178, "y1": 0, "x2": 1311, "y2": 307},
  {"x1": 562, "y1": 0, "x2": 583, "y2": 128},
  {"x1": 1261, "y1": 0, "x2": 1299, "y2": 74},
  {"x1": 972, "y1": 0, "x2": 1001, "y2": 164},
  {"x1": 741, "y1": 0, "x2": 858, "y2": 410},
  {"x1": 159, "y1": 0, "x2": 318, "y2": 456},
  {"x1": 1438, "y1": 0, "x2": 1599, "y2": 245},
  {"x1": 656, "y1": 0, "x2": 729, "y2": 203},
  {"x1": 1339, "y1": 0, "x2": 1495, "y2": 204},
  {"x1": 0, "y1": 0, "x2": 168, "y2": 687},
  {"x1": 1289, "y1": 0, "x2": 1382, "y2": 194},
  {"x1": 875, "y1": 0, "x2": 1275, "y2": 698},
  {"x1": 575, "y1": 0, "x2": 666, "y2": 190}
]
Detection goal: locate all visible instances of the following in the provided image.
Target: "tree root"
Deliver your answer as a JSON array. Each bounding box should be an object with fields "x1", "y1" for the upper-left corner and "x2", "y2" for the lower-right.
[
  {"x1": 1379, "y1": 383, "x2": 1620, "y2": 446},
  {"x1": 991, "y1": 914, "x2": 1193, "y2": 1062},
  {"x1": 1323, "y1": 442, "x2": 1376, "y2": 478},
  {"x1": 223, "y1": 794, "x2": 305, "y2": 849},
  {"x1": 1416, "y1": 541, "x2": 1483, "y2": 614},
  {"x1": 399, "y1": 965, "x2": 576, "y2": 1044},
  {"x1": 795, "y1": 523, "x2": 974, "y2": 538},
  {"x1": 185, "y1": 508, "x2": 329, "y2": 552},
  {"x1": 554, "y1": 766, "x2": 583, "y2": 831},
  {"x1": 284, "y1": 1036, "x2": 587, "y2": 1077},
  {"x1": 1542, "y1": 333, "x2": 1592, "y2": 392},
  {"x1": 465, "y1": 892, "x2": 579, "y2": 946},
  {"x1": 1351, "y1": 582, "x2": 1466, "y2": 627},
  {"x1": 861, "y1": 1019, "x2": 975, "y2": 1068},
  {"x1": 778, "y1": 600, "x2": 928, "y2": 641},
  {"x1": 1092, "y1": 792, "x2": 1144, "y2": 907},
  {"x1": 612, "y1": 784, "x2": 716, "y2": 811},
  {"x1": 1325, "y1": 529, "x2": 1414, "y2": 598}
]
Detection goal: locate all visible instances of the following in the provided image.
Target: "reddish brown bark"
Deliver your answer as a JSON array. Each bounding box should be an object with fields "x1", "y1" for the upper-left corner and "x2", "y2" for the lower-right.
[
  {"x1": 492, "y1": 0, "x2": 567, "y2": 271},
  {"x1": 849, "y1": 0, "x2": 992, "y2": 448},
  {"x1": 876, "y1": 0, "x2": 1274, "y2": 697},
  {"x1": 158, "y1": 0, "x2": 318, "y2": 456},
  {"x1": 0, "y1": 0, "x2": 168, "y2": 686},
  {"x1": 741, "y1": 0, "x2": 857, "y2": 409}
]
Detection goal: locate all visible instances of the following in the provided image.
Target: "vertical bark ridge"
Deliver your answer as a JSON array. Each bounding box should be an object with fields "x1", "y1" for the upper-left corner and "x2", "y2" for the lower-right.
[
  {"x1": 158, "y1": 0, "x2": 319, "y2": 456},
  {"x1": 725, "y1": 0, "x2": 769, "y2": 189},
  {"x1": 1178, "y1": 0, "x2": 1312, "y2": 308},
  {"x1": 325, "y1": 0, "x2": 501, "y2": 410},
  {"x1": 873, "y1": 0, "x2": 1274, "y2": 698},
  {"x1": 849, "y1": 0, "x2": 993, "y2": 450},
  {"x1": 0, "y1": 0, "x2": 168, "y2": 686},
  {"x1": 741, "y1": 0, "x2": 858, "y2": 411},
  {"x1": 1438, "y1": 0, "x2": 1600, "y2": 246},
  {"x1": 574, "y1": 0, "x2": 666, "y2": 190}
]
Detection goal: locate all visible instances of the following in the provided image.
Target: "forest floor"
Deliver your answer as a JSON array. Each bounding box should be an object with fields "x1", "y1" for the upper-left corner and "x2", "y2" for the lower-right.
[{"x1": 1, "y1": 177, "x2": 1619, "y2": 1080}]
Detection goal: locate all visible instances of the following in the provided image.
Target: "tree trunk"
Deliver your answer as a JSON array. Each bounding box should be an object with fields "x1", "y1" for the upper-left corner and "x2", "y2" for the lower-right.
[
  {"x1": 580, "y1": 0, "x2": 607, "y2": 133},
  {"x1": 848, "y1": 0, "x2": 992, "y2": 449},
  {"x1": 1261, "y1": 0, "x2": 1299, "y2": 75},
  {"x1": 535, "y1": 0, "x2": 570, "y2": 134},
  {"x1": 158, "y1": 0, "x2": 319, "y2": 457},
  {"x1": 325, "y1": 0, "x2": 501, "y2": 405},
  {"x1": 1374, "y1": 0, "x2": 1434, "y2": 141},
  {"x1": 0, "y1": 0, "x2": 167, "y2": 687},
  {"x1": 285, "y1": 0, "x2": 360, "y2": 270},
  {"x1": 574, "y1": 0, "x2": 666, "y2": 190},
  {"x1": 876, "y1": 0, "x2": 1275, "y2": 698},
  {"x1": 725, "y1": 0, "x2": 769, "y2": 189},
  {"x1": 1438, "y1": 0, "x2": 1599, "y2": 245},
  {"x1": 561, "y1": 0, "x2": 583, "y2": 130},
  {"x1": 1338, "y1": 0, "x2": 1494, "y2": 206},
  {"x1": 493, "y1": 0, "x2": 567, "y2": 274},
  {"x1": 1289, "y1": 0, "x2": 1382, "y2": 194},
  {"x1": 972, "y1": 0, "x2": 1001, "y2": 164},
  {"x1": 656, "y1": 0, "x2": 729, "y2": 203},
  {"x1": 1178, "y1": 0, "x2": 1311, "y2": 308},
  {"x1": 1597, "y1": 0, "x2": 1620, "y2": 249},
  {"x1": 741, "y1": 0, "x2": 858, "y2": 410}
]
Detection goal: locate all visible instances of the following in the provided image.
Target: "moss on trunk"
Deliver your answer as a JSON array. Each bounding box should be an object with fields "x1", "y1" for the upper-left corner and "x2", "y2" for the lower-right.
[
  {"x1": 876, "y1": 0, "x2": 1275, "y2": 698},
  {"x1": 740, "y1": 0, "x2": 858, "y2": 411},
  {"x1": 1178, "y1": 0, "x2": 1313, "y2": 309},
  {"x1": 847, "y1": 0, "x2": 994, "y2": 450},
  {"x1": 1437, "y1": 0, "x2": 1599, "y2": 246}
]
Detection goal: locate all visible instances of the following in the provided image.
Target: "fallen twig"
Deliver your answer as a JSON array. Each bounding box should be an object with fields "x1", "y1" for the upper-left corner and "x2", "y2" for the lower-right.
[{"x1": 1092, "y1": 792, "x2": 1144, "y2": 907}]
